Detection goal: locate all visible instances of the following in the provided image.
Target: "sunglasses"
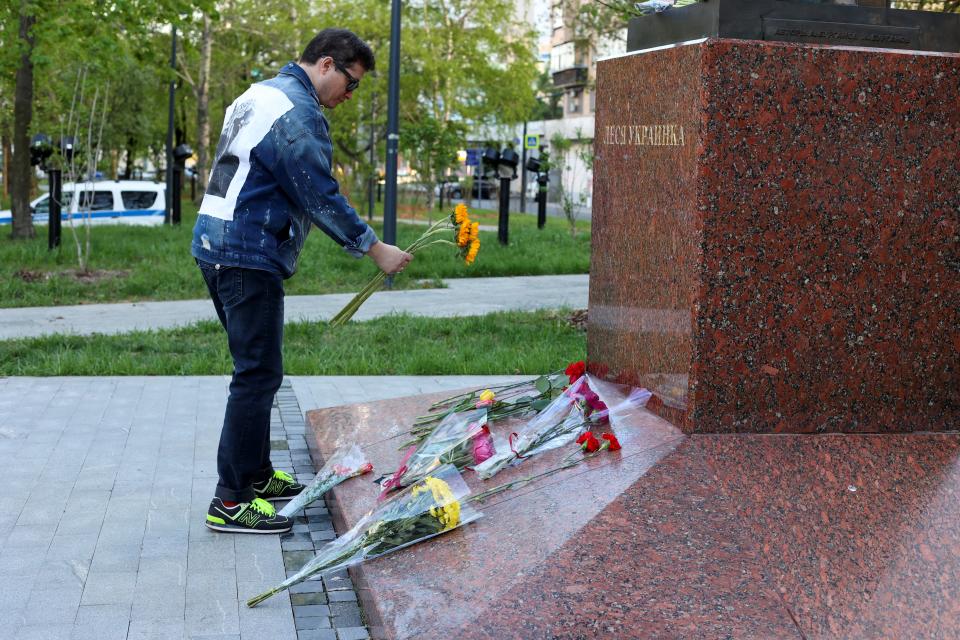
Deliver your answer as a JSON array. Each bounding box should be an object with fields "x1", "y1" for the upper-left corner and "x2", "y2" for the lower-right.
[{"x1": 332, "y1": 60, "x2": 360, "y2": 92}]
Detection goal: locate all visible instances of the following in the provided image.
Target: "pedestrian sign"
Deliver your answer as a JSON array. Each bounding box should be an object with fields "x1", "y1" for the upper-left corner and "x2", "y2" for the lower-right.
[{"x1": 524, "y1": 134, "x2": 540, "y2": 149}]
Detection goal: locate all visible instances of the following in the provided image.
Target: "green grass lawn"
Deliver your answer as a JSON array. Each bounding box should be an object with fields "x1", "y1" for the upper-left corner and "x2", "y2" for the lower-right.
[
  {"x1": 0, "y1": 310, "x2": 586, "y2": 376},
  {"x1": 0, "y1": 200, "x2": 589, "y2": 308}
]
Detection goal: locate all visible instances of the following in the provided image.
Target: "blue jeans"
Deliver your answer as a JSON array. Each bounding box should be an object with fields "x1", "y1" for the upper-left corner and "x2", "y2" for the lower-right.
[{"x1": 198, "y1": 260, "x2": 284, "y2": 502}]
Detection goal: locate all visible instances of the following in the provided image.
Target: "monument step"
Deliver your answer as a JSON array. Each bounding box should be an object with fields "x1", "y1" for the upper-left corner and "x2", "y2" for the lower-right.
[{"x1": 306, "y1": 387, "x2": 960, "y2": 638}]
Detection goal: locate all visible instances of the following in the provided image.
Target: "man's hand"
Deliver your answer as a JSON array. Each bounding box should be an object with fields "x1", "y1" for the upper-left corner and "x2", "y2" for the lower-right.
[{"x1": 367, "y1": 241, "x2": 413, "y2": 275}]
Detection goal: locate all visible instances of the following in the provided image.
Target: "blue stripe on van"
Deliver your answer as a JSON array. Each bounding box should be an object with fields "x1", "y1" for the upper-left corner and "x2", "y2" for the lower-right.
[{"x1": 0, "y1": 209, "x2": 165, "y2": 225}]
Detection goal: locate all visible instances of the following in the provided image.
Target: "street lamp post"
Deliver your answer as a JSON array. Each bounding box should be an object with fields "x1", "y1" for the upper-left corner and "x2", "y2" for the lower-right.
[
  {"x1": 383, "y1": 0, "x2": 402, "y2": 288},
  {"x1": 495, "y1": 148, "x2": 518, "y2": 246},
  {"x1": 164, "y1": 25, "x2": 177, "y2": 225}
]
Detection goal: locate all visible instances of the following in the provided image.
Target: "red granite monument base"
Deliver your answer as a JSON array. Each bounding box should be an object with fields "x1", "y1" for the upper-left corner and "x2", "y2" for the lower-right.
[
  {"x1": 589, "y1": 38, "x2": 959, "y2": 433},
  {"x1": 305, "y1": 387, "x2": 960, "y2": 639}
]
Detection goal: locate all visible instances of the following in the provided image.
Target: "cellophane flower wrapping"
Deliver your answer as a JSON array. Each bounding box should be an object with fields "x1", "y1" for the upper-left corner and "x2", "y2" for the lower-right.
[
  {"x1": 278, "y1": 443, "x2": 372, "y2": 518},
  {"x1": 393, "y1": 408, "x2": 489, "y2": 488},
  {"x1": 246, "y1": 464, "x2": 481, "y2": 607},
  {"x1": 473, "y1": 376, "x2": 596, "y2": 480},
  {"x1": 584, "y1": 374, "x2": 652, "y2": 434}
]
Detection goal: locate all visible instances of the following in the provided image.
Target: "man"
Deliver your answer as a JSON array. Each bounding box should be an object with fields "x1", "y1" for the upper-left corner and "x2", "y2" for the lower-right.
[{"x1": 193, "y1": 28, "x2": 412, "y2": 534}]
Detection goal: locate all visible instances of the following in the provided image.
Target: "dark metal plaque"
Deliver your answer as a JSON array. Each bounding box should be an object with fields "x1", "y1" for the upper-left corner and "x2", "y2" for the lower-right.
[{"x1": 626, "y1": 0, "x2": 960, "y2": 54}]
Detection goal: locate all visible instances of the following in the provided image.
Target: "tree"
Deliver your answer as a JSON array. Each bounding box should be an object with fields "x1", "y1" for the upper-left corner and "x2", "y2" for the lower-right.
[
  {"x1": 398, "y1": 0, "x2": 539, "y2": 207},
  {"x1": 530, "y1": 68, "x2": 563, "y2": 122},
  {"x1": 549, "y1": 129, "x2": 592, "y2": 237},
  {"x1": 9, "y1": 1, "x2": 36, "y2": 239},
  {"x1": 1, "y1": 0, "x2": 209, "y2": 239}
]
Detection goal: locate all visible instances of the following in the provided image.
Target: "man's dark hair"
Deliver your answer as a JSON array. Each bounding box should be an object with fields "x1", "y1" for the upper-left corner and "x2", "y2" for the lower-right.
[{"x1": 300, "y1": 28, "x2": 375, "y2": 72}]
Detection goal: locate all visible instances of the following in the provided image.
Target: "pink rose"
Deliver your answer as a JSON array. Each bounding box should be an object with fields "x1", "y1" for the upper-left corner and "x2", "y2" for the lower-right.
[{"x1": 472, "y1": 429, "x2": 495, "y2": 464}]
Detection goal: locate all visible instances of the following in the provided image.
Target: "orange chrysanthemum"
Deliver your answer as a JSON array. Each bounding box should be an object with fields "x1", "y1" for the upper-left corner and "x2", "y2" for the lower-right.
[
  {"x1": 457, "y1": 222, "x2": 470, "y2": 248},
  {"x1": 454, "y1": 203, "x2": 468, "y2": 225},
  {"x1": 465, "y1": 238, "x2": 480, "y2": 265}
]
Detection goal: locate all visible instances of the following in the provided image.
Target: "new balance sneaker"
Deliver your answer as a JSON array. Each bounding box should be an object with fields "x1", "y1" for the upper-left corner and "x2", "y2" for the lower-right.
[
  {"x1": 205, "y1": 497, "x2": 292, "y2": 534},
  {"x1": 253, "y1": 470, "x2": 305, "y2": 502}
]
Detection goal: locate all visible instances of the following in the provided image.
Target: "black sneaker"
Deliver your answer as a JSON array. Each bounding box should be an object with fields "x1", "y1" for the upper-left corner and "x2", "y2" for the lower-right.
[
  {"x1": 253, "y1": 470, "x2": 305, "y2": 502},
  {"x1": 205, "y1": 497, "x2": 292, "y2": 534}
]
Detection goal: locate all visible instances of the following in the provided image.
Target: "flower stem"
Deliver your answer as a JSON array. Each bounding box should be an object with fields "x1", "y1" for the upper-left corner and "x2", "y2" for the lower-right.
[{"x1": 468, "y1": 458, "x2": 580, "y2": 503}]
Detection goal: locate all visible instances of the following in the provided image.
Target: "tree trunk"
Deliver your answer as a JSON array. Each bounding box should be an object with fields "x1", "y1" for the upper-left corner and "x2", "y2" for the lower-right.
[
  {"x1": 196, "y1": 13, "x2": 212, "y2": 201},
  {"x1": 10, "y1": 5, "x2": 36, "y2": 239},
  {"x1": 2, "y1": 131, "x2": 10, "y2": 197}
]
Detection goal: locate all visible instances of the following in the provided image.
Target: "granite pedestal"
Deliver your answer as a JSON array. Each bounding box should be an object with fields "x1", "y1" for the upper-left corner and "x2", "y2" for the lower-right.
[{"x1": 588, "y1": 38, "x2": 959, "y2": 433}]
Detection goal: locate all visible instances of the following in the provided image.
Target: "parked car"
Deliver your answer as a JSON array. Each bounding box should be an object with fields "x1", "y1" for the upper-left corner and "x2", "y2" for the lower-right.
[
  {"x1": 0, "y1": 180, "x2": 167, "y2": 226},
  {"x1": 436, "y1": 178, "x2": 497, "y2": 200}
]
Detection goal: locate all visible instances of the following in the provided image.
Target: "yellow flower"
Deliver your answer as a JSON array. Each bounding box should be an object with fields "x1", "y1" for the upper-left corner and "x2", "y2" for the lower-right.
[
  {"x1": 465, "y1": 238, "x2": 480, "y2": 265},
  {"x1": 469, "y1": 221, "x2": 479, "y2": 243},
  {"x1": 454, "y1": 203, "x2": 468, "y2": 225},
  {"x1": 415, "y1": 476, "x2": 460, "y2": 530},
  {"x1": 457, "y1": 222, "x2": 470, "y2": 248},
  {"x1": 479, "y1": 389, "x2": 495, "y2": 403}
]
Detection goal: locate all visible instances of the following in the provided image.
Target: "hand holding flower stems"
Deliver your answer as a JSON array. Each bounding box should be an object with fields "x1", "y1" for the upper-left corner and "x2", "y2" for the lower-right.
[{"x1": 329, "y1": 204, "x2": 480, "y2": 328}]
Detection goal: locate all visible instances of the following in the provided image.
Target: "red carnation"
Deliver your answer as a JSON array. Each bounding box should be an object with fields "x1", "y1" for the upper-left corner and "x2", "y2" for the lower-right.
[
  {"x1": 601, "y1": 433, "x2": 621, "y2": 452},
  {"x1": 576, "y1": 431, "x2": 594, "y2": 445},
  {"x1": 565, "y1": 360, "x2": 586, "y2": 384},
  {"x1": 583, "y1": 435, "x2": 600, "y2": 453}
]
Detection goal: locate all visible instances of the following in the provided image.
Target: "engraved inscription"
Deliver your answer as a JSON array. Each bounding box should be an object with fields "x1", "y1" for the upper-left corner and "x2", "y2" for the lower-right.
[
  {"x1": 774, "y1": 26, "x2": 910, "y2": 45},
  {"x1": 602, "y1": 124, "x2": 685, "y2": 147},
  {"x1": 763, "y1": 18, "x2": 919, "y2": 48}
]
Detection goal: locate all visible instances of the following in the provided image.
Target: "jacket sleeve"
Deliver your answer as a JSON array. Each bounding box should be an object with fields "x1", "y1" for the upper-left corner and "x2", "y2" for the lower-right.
[{"x1": 273, "y1": 129, "x2": 378, "y2": 257}]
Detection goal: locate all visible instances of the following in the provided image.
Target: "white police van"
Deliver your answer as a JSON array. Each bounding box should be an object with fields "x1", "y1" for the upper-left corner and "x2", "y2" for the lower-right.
[{"x1": 0, "y1": 180, "x2": 167, "y2": 226}]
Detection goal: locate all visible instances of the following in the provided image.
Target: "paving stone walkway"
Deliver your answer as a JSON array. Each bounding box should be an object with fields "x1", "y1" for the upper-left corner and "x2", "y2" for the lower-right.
[{"x1": 0, "y1": 374, "x2": 523, "y2": 640}]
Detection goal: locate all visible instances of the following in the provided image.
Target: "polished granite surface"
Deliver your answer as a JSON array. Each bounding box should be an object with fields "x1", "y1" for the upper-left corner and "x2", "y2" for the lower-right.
[
  {"x1": 590, "y1": 39, "x2": 960, "y2": 433},
  {"x1": 306, "y1": 385, "x2": 960, "y2": 639}
]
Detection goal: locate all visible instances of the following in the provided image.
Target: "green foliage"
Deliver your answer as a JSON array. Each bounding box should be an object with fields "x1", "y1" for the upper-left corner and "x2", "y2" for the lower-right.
[
  {"x1": 3, "y1": 0, "x2": 213, "y2": 172},
  {"x1": 403, "y1": 115, "x2": 467, "y2": 194},
  {"x1": 530, "y1": 68, "x2": 562, "y2": 122},
  {"x1": 0, "y1": 310, "x2": 586, "y2": 376},
  {"x1": 2, "y1": 0, "x2": 544, "y2": 242}
]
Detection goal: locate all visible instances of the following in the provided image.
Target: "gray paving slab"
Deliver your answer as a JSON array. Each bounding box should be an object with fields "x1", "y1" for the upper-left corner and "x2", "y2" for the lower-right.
[
  {"x1": 0, "y1": 274, "x2": 587, "y2": 339},
  {"x1": 0, "y1": 374, "x2": 547, "y2": 639}
]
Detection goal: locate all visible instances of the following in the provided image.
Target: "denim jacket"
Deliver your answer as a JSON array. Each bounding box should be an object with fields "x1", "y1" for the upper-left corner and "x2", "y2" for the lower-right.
[{"x1": 191, "y1": 62, "x2": 377, "y2": 278}]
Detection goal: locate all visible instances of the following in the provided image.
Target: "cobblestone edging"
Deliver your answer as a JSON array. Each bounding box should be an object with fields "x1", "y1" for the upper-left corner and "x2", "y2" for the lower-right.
[{"x1": 272, "y1": 380, "x2": 370, "y2": 640}]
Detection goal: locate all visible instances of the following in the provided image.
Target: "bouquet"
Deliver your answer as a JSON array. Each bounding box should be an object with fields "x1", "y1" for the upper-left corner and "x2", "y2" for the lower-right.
[
  {"x1": 405, "y1": 372, "x2": 568, "y2": 446},
  {"x1": 473, "y1": 375, "x2": 604, "y2": 480},
  {"x1": 381, "y1": 409, "x2": 491, "y2": 496},
  {"x1": 246, "y1": 464, "x2": 481, "y2": 607},
  {"x1": 330, "y1": 203, "x2": 480, "y2": 327},
  {"x1": 277, "y1": 444, "x2": 373, "y2": 518}
]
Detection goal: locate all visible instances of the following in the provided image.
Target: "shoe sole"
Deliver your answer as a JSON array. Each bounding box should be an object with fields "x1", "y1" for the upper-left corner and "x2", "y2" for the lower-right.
[{"x1": 205, "y1": 521, "x2": 292, "y2": 534}]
